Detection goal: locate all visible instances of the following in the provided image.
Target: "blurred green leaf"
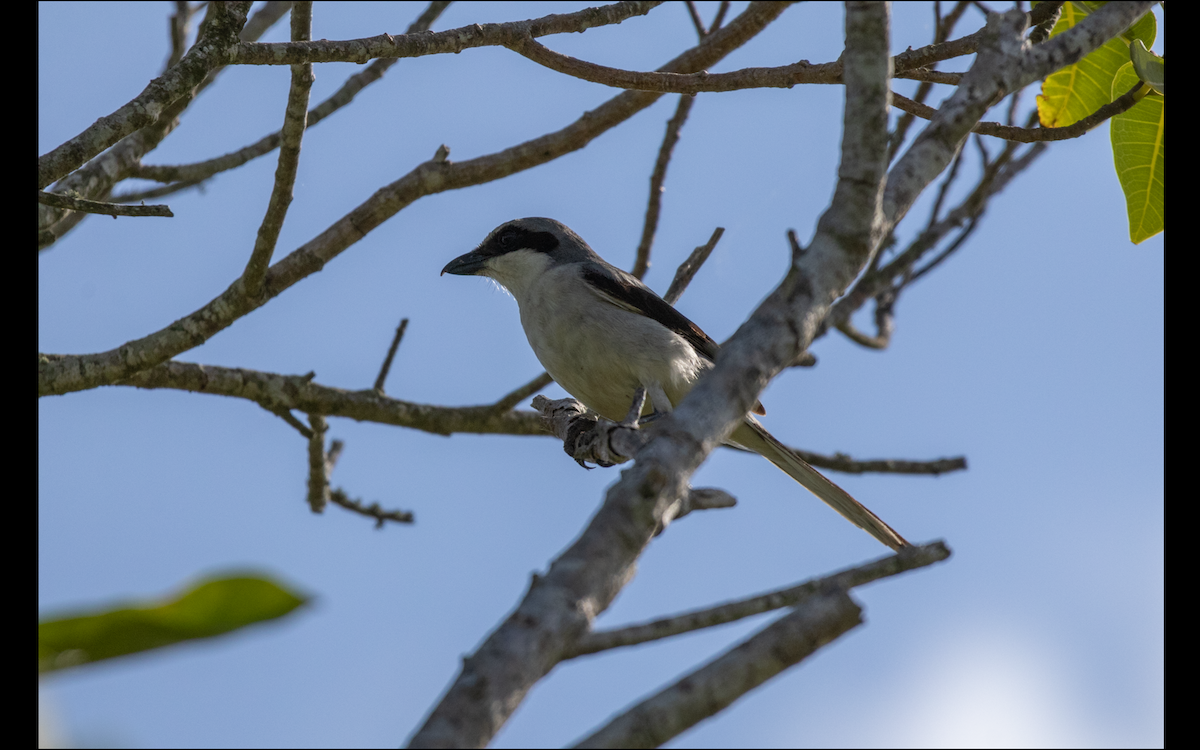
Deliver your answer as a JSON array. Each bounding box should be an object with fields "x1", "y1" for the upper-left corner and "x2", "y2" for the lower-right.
[
  {"x1": 39, "y1": 573, "x2": 309, "y2": 675},
  {"x1": 1110, "y1": 64, "x2": 1164, "y2": 244}
]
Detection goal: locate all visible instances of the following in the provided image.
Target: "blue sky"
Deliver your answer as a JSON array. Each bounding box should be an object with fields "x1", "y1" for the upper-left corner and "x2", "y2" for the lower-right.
[{"x1": 39, "y1": 2, "x2": 1163, "y2": 747}]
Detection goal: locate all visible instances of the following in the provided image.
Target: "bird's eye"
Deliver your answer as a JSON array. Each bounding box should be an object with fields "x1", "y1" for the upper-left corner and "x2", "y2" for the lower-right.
[{"x1": 497, "y1": 229, "x2": 517, "y2": 249}]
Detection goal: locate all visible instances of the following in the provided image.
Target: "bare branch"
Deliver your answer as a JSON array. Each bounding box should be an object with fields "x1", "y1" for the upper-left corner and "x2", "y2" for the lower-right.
[
  {"x1": 888, "y1": 0, "x2": 970, "y2": 163},
  {"x1": 115, "y1": 361, "x2": 549, "y2": 438},
  {"x1": 242, "y1": 2, "x2": 314, "y2": 296},
  {"x1": 569, "y1": 542, "x2": 950, "y2": 657},
  {"x1": 305, "y1": 418, "x2": 412, "y2": 525},
  {"x1": 306, "y1": 414, "x2": 332, "y2": 513},
  {"x1": 36, "y1": 191, "x2": 173, "y2": 218},
  {"x1": 631, "y1": 95, "x2": 696, "y2": 279},
  {"x1": 508, "y1": 33, "x2": 837, "y2": 93},
  {"x1": 891, "y1": 81, "x2": 1147, "y2": 143},
  {"x1": 328, "y1": 488, "x2": 415, "y2": 528},
  {"x1": 374, "y1": 318, "x2": 409, "y2": 394},
  {"x1": 268, "y1": 405, "x2": 313, "y2": 438},
  {"x1": 833, "y1": 131, "x2": 1048, "y2": 333},
  {"x1": 896, "y1": 67, "x2": 962, "y2": 84},
  {"x1": 1028, "y1": 1, "x2": 1064, "y2": 45},
  {"x1": 574, "y1": 590, "x2": 864, "y2": 748},
  {"x1": 663, "y1": 227, "x2": 723, "y2": 304},
  {"x1": 799, "y1": 445, "x2": 967, "y2": 474},
  {"x1": 710, "y1": 1, "x2": 730, "y2": 33},
  {"x1": 907, "y1": 216, "x2": 979, "y2": 285},
  {"x1": 229, "y1": 1, "x2": 664, "y2": 66},
  {"x1": 683, "y1": 1, "x2": 706, "y2": 38},
  {"x1": 111, "y1": 178, "x2": 207, "y2": 204},
  {"x1": 165, "y1": 1, "x2": 196, "y2": 71},
  {"x1": 490, "y1": 372, "x2": 555, "y2": 413}
]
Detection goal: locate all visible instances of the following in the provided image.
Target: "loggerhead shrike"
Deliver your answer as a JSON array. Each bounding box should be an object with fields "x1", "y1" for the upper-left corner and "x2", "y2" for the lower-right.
[{"x1": 442, "y1": 217, "x2": 909, "y2": 550}]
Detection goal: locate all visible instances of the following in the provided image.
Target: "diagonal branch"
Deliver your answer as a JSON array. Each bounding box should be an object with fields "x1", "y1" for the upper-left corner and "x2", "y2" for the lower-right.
[
  {"x1": 574, "y1": 589, "x2": 864, "y2": 748},
  {"x1": 374, "y1": 318, "x2": 410, "y2": 394},
  {"x1": 663, "y1": 227, "x2": 723, "y2": 304},
  {"x1": 569, "y1": 541, "x2": 950, "y2": 658},
  {"x1": 631, "y1": 94, "x2": 696, "y2": 279},
  {"x1": 242, "y1": 2, "x2": 314, "y2": 296},
  {"x1": 490, "y1": 372, "x2": 555, "y2": 413}
]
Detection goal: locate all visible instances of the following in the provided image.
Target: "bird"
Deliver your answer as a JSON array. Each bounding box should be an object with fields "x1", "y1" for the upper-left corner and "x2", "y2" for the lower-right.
[{"x1": 442, "y1": 217, "x2": 909, "y2": 550}]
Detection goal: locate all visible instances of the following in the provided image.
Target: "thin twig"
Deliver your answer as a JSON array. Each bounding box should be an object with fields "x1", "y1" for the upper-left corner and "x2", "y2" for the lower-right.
[
  {"x1": 786, "y1": 228, "x2": 804, "y2": 260},
  {"x1": 269, "y1": 406, "x2": 313, "y2": 438},
  {"x1": 907, "y1": 217, "x2": 979, "y2": 285},
  {"x1": 928, "y1": 148, "x2": 964, "y2": 229},
  {"x1": 36, "y1": 2, "x2": 290, "y2": 244},
  {"x1": 891, "y1": 82, "x2": 1147, "y2": 142},
  {"x1": 242, "y1": 1, "x2": 313, "y2": 296},
  {"x1": 110, "y1": 178, "x2": 208, "y2": 204},
  {"x1": 789, "y1": 446, "x2": 966, "y2": 475},
  {"x1": 306, "y1": 414, "x2": 330, "y2": 513},
  {"x1": 374, "y1": 318, "x2": 409, "y2": 393},
  {"x1": 328, "y1": 488, "x2": 414, "y2": 528},
  {"x1": 896, "y1": 68, "x2": 962, "y2": 84},
  {"x1": 683, "y1": 0, "x2": 706, "y2": 37},
  {"x1": 491, "y1": 372, "x2": 555, "y2": 413},
  {"x1": 568, "y1": 541, "x2": 949, "y2": 658},
  {"x1": 36, "y1": 191, "x2": 173, "y2": 218},
  {"x1": 165, "y1": 1, "x2": 195, "y2": 71},
  {"x1": 710, "y1": 1, "x2": 730, "y2": 32},
  {"x1": 664, "y1": 227, "x2": 723, "y2": 304},
  {"x1": 632, "y1": 95, "x2": 696, "y2": 279},
  {"x1": 38, "y1": 2, "x2": 252, "y2": 190},
  {"x1": 831, "y1": 118, "x2": 1049, "y2": 341},
  {"x1": 305, "y1": 419, "x2": 413, "y2": 526},
  {"x1": 887, "y1": 1, "x2": 970, "y2": 162}
]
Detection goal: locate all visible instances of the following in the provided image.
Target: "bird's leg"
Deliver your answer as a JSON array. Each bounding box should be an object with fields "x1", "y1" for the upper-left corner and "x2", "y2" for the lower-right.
[
  {"x1": 619, "y1": 386, "x2": 647, "y2": 428},
  {"x1": 638, "y1": 382, "x2": 674, "y2": 425}
]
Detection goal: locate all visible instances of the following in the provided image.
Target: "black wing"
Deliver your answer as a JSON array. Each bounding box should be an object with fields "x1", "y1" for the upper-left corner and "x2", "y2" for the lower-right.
[{"x1": 580, "y1": 263, "x2": 720, "y2": 362}]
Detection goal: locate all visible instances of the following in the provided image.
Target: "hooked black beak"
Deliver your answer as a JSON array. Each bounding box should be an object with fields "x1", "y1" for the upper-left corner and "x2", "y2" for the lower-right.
[{"x1": 440, "y1": 249, "x2": 489, "y2": 277}]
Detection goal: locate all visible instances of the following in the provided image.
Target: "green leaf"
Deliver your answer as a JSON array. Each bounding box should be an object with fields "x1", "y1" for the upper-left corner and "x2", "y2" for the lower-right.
[
  {"x1": 1037, "y1": 3, "x2": 1156, "y2": 128},
  {"x1": 1130, "y1": 40, "x2": 1164, "y2": 95},
  {"x1": 1110, "y1": 64, "x2": 1164, "y2": 244},
  {"x1": 38, "y1": 572, "x2": 310, "y2": 675}
]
